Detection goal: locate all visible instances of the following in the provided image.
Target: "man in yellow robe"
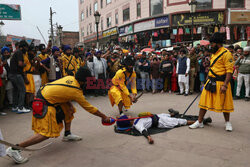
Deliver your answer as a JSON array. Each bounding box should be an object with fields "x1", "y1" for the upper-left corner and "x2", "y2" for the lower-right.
[
  {"x1": 6, "y1": 67, "x2": 113, "y2": 164},
  {"x1": 73, "y1": 47, "x2": 85, "y2": 69},
  {"x1": 23, "y1": 52, "x2": 35, "y2": 109},
  {"x1": 108, "y1": 56, "x2": 137, "y2": 115},
  {"x1": 189, "y1": 32, "x2": 234, "y2": 131},
  {"x1": 61, "y1": 45, "x2": 78, "y2": 77},
  {"x1": 37, "y1": 44, "x2": 49, "y2": 85}
]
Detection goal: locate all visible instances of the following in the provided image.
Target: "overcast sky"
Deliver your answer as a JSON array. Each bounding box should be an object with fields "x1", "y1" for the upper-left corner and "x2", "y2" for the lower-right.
[{"x1": 0, "y1": 0, "x2": 79, "y2": 44}]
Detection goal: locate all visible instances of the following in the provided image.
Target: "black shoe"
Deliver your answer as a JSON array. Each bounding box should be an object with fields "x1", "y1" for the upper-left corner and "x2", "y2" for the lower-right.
[
  {"x1": 189, "y1": 92, "x2": 193, "y2": 95},
  {"x1": 176, "y1": 92, "x2": 184, "y2": 95},
  {"x1": 233, "y1": 96, "x2": 240, "y2": 100},
  {"x1": 168, "y1": 108, "x2": 179, "y2": 116},
  {"x1": 245, "y1": 97, "x2": 250, "y2": 101},
  {"x1": 184, "y1": 93, "x2": 188, "y2": 96},
  {"x1": 203, "y1": 117, "x2": 212, "y2": 125}
]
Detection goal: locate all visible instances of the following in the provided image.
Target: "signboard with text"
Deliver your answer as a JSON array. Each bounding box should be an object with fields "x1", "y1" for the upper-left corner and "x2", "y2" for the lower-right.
[
  {"x1": 119, "y1": 25, "x2": 133, "y2": 36},
  {"x1": 6, "y1": 34, "x2": 40, "y2": 46},
  {"x1": 155, "y1": 16, "x2": 170, "y2": 27},
  {"x1": 0, "y1": 4, "x2": 21, "y2": 20},
  {"x1": 103, "y1": 27, "x2": 118, "y2": 37},
  {"x1": 229, "y1": 10, "x2": 250, "y2": 24},
  {"x1": 172, "y1": 12, "x2": 224, "y2": 26},
  {"x1": 134, "y1": 19, "x2": 155, "y2": 33}
]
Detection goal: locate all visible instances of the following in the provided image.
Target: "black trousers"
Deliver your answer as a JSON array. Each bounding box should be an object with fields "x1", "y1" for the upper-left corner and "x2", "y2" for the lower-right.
[{"x1": 161, "y1": 72, "x2": 172, "y2": 91}]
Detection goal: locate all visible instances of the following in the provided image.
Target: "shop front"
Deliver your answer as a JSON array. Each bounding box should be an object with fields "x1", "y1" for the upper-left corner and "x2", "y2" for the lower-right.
[
  {"x1": 118, "y1": 24, "x2": 134, "y2": 49},
  {"x1": 101, "y1": 27, "x2": 119, "y2": 49},
  {"x1": 171, "y1": 11, "x2": 225, "y2": 44},
  {"x1": 120, "y1": 15, "x2": 171, "y2": 49},
  {"x1": 228, "y1": 10, "x2": 250, "y2": 43},
  {"x1": 83, "y1": 32, "x2": 103, "y2": 49}
]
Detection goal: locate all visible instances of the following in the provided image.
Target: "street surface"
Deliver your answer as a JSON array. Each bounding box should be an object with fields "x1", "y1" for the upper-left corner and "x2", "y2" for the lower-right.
[{"x1": 0, "y1": 93, "x2": 249, "y2": 167}]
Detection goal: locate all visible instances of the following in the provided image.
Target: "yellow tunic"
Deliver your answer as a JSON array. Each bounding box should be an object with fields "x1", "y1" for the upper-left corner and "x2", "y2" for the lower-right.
[
  {"x1": 62, "y1": 55, "x2": 78, "y2": 77},
  {"x1": 38, "y1": 54, "x2": 49, "y2": 85},
  {"x1": 75, "y1": 57, "x2": 85, "y2": 70},
  {"x1": 199, "y1": 47, "x2": 234, "y2": 113},
  {"x1": 23, "y1": 53, "x2": 35, "y2": 94},
  {"x1": 108, "y1": 68, "x2": 137, "y2": 109},
  {"x1": 32, "y1": 76, "x2": 98, "y2": 138}
]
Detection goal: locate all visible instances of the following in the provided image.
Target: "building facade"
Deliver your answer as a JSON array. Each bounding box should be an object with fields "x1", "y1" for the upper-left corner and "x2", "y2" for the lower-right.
[
  {"x1": 79, "y1": 0, "x2": 250, "y2": 49},
  {"x1": 55, "y1": 31, "x2": 79, "y2": 48}
]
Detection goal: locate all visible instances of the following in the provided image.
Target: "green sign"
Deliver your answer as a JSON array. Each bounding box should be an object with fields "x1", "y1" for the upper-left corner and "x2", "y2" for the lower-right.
[{"x1": 0, "y1": 4, "x2": 21, "y2": 20}]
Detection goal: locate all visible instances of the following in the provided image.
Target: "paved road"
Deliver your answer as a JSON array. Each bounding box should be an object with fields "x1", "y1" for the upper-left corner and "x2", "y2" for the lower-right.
[{"x1": 0, "y1": 93, "x2": 249, "y2": 167}]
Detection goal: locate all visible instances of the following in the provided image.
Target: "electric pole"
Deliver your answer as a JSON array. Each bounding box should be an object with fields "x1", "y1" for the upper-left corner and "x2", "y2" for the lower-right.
[{"x1": 50, "y1": 7, "x2": 56, "y2": 45}]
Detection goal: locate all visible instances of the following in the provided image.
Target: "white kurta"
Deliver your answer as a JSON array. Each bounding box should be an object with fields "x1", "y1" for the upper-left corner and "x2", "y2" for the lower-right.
[
  {"x1": 176, "y1": 57, "x2": 191, "y2": 94},
  {"x1": 133, "y1": 113, "x2": 187, "y2": 133}
]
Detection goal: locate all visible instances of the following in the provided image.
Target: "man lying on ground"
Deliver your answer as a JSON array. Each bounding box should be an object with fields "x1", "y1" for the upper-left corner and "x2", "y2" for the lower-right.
[{"x1": 116, "y1": 111, "x2": 212, "y2": 144}]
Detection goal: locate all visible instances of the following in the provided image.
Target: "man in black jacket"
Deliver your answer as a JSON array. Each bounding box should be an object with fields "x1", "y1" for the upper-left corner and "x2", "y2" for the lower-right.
[{"x1": 160, "y1": 54, "x2": 173, "y2": 93}]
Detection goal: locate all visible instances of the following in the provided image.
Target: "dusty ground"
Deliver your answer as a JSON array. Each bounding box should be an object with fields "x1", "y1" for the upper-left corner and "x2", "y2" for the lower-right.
[{"x1": 0, "y1": 93, "x2": 249, "y2": 167}]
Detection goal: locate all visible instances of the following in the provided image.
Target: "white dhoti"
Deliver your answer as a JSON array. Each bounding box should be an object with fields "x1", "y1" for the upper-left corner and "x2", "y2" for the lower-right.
[
  {"x1": 178, "y1": 74, "x2": 189, "y2": 94},
  {"x1": 33, "y1": 74, "x2": 41, "y2": 95},
  {"x1": 157, "y1": 113, "x2": 187, "y2": 128},
  {"x1": 0, "y1": 129, "x2": 6, "y2": 157}
]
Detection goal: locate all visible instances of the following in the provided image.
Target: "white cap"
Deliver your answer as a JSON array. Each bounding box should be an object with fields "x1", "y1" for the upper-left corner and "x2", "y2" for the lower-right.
[{"x1": 244, "y1": 46, "x2": 250, "y2": 52}]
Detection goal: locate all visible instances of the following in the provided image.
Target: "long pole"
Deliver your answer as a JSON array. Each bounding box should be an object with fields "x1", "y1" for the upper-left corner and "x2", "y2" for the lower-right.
[
  {"x1": 181, "y1": 92, "x2": 201, "y2": 117},
  {"x1": 96, "y1": 23, "x2": 99, "y2": 50},
  {"x1": 36, "y1": 26, "x2": 48, "y2": 46},
  {"x1": 191, "y1": 15, "x2": 194, "y2": 47},
  {"x1": 50, "y1": 7, "x2": 54, "y2": 45}
]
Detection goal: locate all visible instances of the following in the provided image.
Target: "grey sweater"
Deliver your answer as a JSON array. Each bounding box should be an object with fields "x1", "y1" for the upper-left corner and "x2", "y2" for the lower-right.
[{"x1": 235, "y1": 55, "x2": 250, "y2": 74}]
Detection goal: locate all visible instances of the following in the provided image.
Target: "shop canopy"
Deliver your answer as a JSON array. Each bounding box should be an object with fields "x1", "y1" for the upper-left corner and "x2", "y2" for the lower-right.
[
  {"x1": 193, "y1": 40, "x2": 210, "y2": 47},
  {"x1": 233, "y1": 41, "x2": 248, "y2": 48}
]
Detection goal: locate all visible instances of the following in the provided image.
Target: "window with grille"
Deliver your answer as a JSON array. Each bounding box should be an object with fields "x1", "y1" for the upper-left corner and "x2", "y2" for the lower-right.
[
  {"x1": 137, "y1": 3, "x2": 141, "y2": 17},
  {"x1": 123, "y1": 8, "x2": 130, "y2": 21},
  {"x1": 81, "y1": 11, "x2": 84, "y2": 21},
  {"x1": 107, "y1": 16, "x2": 112, "y2": 28},
  {"x1": 106, "y1": 0, "x2": 111, "y2": 5},
  {"x1": 227, "y1": 0, "x2": 244, "y2": 8},
  {"x1": 196, "y1": 0, "x2": 212, "y2": 10},
  {"x1": 150, "y1": 0, "x2": 163, "y2": 16},
  {"x1": 94, "y1": 2, "x2": 98, "y2": 12},
  {"x1": 115, "y1": 13, "x2": 118, "y2": 25}
]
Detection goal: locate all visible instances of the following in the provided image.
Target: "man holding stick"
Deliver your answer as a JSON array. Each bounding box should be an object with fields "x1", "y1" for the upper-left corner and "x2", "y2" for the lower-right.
[
  {"x1": 108, "y1": 56, "x2": 137, "y2": 115},
  {"x1": 6, "y1": 67, "x2": 112, "y2": 164},
  {"x1": 189, "y1": 32, "x2": 234, "y2": 131}
]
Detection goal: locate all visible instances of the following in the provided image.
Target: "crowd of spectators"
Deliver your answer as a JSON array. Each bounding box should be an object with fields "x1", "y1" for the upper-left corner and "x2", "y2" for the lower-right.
[{"x1": 0, "y1": 40, "x2": 249, "y2": 116}]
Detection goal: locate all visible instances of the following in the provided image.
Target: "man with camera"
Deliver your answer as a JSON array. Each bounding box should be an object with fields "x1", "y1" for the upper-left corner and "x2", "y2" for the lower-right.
[{"x1": 189, "y1": 32, "x2": 234, "y2": 131}]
